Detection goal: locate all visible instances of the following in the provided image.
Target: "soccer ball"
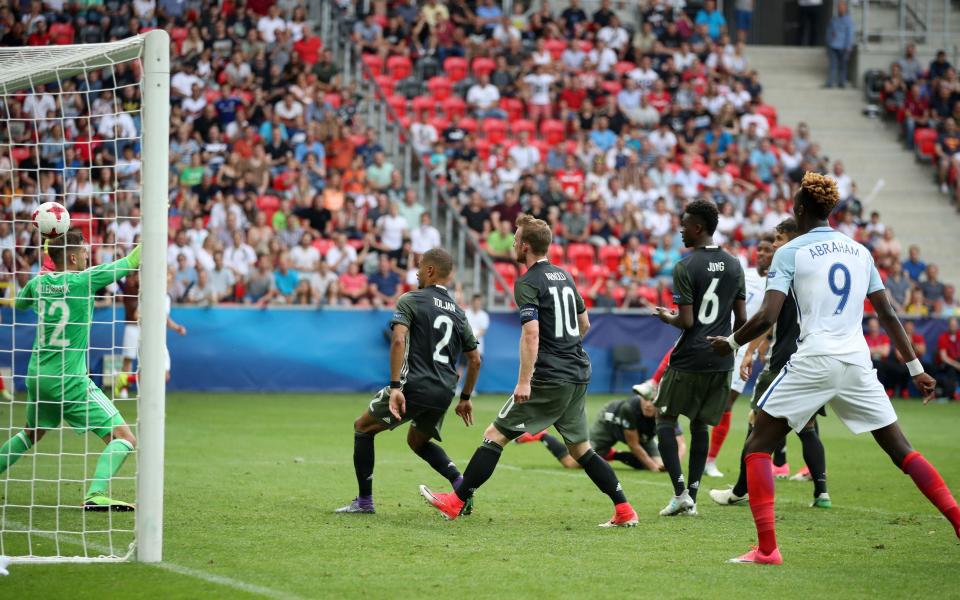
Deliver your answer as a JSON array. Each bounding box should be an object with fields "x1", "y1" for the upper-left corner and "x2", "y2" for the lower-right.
[{"x1": 32, "y1": 201, "x2": 71, "y2": 239}]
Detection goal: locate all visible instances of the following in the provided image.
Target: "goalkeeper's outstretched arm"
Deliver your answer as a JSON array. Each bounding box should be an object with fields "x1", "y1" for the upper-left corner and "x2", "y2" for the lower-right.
[{"x1": 87, "y1": 245, "x2": 141, "y2": 290}]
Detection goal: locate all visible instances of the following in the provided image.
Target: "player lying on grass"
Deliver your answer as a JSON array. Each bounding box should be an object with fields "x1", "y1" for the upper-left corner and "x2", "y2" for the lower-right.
[
  {"x1": 710, "y1": 173, "x2": 960, "y2": 565},
  {"x1": 420, "y1": 214, "x2": 639, "y2": 527},
  {"x1": 515, "y1": 393, "x2": 687, "y2": 471},
  {"x1": 710, "y1": 219, "x2": 830, "y2": 509},
  {"x1": 337, "y1": 248, "x2": 481, "y2": 515},
  {"x1": 0, "y1": 230, "x2": 141, "y2": 511},
  {"x1": 653, "y1": 199, "x2": 746, "y2": 517}
]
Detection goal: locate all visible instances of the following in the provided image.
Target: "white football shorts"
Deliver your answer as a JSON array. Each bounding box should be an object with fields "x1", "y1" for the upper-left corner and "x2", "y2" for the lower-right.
[
  {"x1": 730, "y1": 344, "x2": 749, "y2": 394},
  {"x1": 122, "y1": 323, "x2": 140, "y2": 360},
  {"x1": 757, "y1": 355, "x2": 897, "y2": 434}
]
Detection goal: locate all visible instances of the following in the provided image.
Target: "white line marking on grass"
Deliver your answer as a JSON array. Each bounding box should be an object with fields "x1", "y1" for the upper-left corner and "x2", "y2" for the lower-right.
[{"x1": 2, "y1": 519, "x2": 304, "y2": 600}]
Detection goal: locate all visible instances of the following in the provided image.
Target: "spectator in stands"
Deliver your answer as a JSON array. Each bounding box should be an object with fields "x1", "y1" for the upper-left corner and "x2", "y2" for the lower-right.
[
  {"x1": 410, "y1": 213, "x2": 441, "y2": 256},
  {"x1": 937, "y1": 285, "x2": 959, "y2": 317},
  {"x1": 486, "y1": 219, "x2": 514, "y2": 262},
  {"x1": 398, "y1": 189, "x2": 425, "y2": 230},
  {"x1": 368, "y1": 254, "x2": 402, "y2": 308},
  {"x1": 904, "y1": 287, "x2": 930, "y2": 316},
  {"x1": 866, "y1": 315, "x2": 891, "y2": 382},
  {"x1": 273, "y1": 254, "x2": 300, "y2": 304},
  {"x1": 825, "y1": 1, "x2": 854, "y2": 88},
  {"x1": 883, "y1": 319, "x2": 929, "y2": 398},
  {"x1": 652, "y1": 235, "x2": 681, "y2": 281},
  {"x1": 935, "y1": 118, "x2": 960, "y2": 196},
  {"x1": 325, "y1": 233, "x2": 357, "y2": 275},
  {"x1": 339, "y1": 261, "x2": 369, "y2": 306},
  {"x1": 902, "y1": 245, "x2": 927, "y2": 281},
  {"x1": 186, "y1": 269, "x2": 219, "y2": 306},
  {"x1": 695, "y1": 0, "x2": 726, "y2": 42},
  {"x1": 208, "y1": 251, "x2": 237, "y2": 302},
  {"x1": 920, "y1": 264, "x2": 946, "y2": 309},
  {"x1": 898, "y1": 43, "x2": 923, "y2": 84},
  {"x1": 936, "y1": 317, "x2": 960, "y2": 399},
  {"x1": 885, "y1": 267, "x2": 911, "y2": 312}
]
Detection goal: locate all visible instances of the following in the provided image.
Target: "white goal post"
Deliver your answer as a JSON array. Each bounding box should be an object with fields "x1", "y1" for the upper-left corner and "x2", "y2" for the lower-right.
[{"x1": 0, "y1": 31, "x2": 169, "y2": 563}]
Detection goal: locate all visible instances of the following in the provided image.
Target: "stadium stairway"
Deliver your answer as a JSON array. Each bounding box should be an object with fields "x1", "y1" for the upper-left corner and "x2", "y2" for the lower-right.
[{"x1": 747, "y1": 45, "x2": 960, "y2": 285}]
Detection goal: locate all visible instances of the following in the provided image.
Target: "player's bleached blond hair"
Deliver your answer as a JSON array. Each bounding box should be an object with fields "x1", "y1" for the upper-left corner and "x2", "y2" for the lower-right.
[
  {"x1": 516, "y1": 214, "x2": 552, "y2": 257},
  {"x1": 798, "y1": 171, "x2": 839, "y2": 219}
]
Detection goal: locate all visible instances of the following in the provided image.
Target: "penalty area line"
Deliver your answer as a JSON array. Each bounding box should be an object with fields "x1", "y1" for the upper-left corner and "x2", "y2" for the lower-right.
[{"x1": 2, "y1": 519, "x2": 305, "y2": 600}]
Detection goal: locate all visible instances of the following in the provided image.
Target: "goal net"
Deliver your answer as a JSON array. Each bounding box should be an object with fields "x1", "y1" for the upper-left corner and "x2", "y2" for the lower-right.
[{"x1": 0, "y1": 31, "x2": 169, "y2": 563}]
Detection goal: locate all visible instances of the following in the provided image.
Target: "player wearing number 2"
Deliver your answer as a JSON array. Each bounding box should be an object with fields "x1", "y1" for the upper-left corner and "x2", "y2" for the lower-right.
[
  {"x1": 711, "y1": 173, "x2": 960, "y2": 565},
  {"x1": 420, "y1": 214, "x2": 639, "y2": 527},
  {"x1": 654, "y1": 199, "x2": 746, "y2": 517},
  {"x1": 336, "y1": 248, "x2": 482, "y2": 515},
  {"x1": 0, "y1": 230, "x2": 141, "y2": 511}
]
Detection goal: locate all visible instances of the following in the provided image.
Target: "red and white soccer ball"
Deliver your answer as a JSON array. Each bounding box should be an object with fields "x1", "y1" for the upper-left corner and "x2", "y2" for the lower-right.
[{"x1": 32, "y1": 201, "x2": 71, "y2": 239}]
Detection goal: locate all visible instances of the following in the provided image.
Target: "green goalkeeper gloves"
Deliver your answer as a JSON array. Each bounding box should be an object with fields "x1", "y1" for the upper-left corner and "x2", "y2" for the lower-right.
[{"x1": 127, "y1": 245, "x2": 142, "y2": 268}]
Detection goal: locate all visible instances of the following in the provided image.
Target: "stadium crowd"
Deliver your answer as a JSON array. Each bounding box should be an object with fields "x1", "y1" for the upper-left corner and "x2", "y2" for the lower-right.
[
  {"x1": 0, "y1": 0, "x2": 955, "y2": 323},
  {"x1": 877, "y1": 43, "x2": 960, "y2": 206}
]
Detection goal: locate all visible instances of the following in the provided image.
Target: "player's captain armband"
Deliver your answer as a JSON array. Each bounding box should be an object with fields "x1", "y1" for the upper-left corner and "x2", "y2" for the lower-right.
[
  {"x1": 519, "y1": 304, "x2": 539, "y2": 324},
  {"x1": 672, "y1": 293, "x2": 681, "y2": 304}
]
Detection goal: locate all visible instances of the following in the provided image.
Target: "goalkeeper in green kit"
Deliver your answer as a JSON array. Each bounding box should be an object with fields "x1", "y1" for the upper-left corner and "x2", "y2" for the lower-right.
[{"x1": 0, "y1": 230, "x2": 141, "y2": 511}]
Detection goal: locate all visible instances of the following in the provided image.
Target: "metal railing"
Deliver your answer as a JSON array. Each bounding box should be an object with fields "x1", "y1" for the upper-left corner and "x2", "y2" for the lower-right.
[
  {"x1": 857, "y1": 0, "x2": 956, "y2": 52},
  {"x1": 315, "y1": 1, "x2": 514, "y2": 309}
]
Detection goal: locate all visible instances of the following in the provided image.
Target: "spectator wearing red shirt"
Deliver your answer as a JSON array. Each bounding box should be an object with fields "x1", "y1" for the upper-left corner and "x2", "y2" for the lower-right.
[
  {"x1": 865, "y1": 316, "x2": 892, "y2": 387},
  {"x1": 935, "y1": 317, "x2": 960, "y2": 399},
  {"x1": 884, "y1": 320, "x2": 930, "y2": 398},
  {"x1": 556, "y1": 154, "x2": 585, "y2": 199}
]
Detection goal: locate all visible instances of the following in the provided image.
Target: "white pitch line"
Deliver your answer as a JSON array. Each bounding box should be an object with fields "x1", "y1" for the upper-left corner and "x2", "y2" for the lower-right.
[{"x1": 2, "y1": 519, "x2": 304, "y2": 600}]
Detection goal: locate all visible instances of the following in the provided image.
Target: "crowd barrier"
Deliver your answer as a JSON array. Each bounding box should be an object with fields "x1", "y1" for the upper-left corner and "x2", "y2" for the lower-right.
[{"x1": 0, "y1": 307, "x2": 951, "y2": 395}]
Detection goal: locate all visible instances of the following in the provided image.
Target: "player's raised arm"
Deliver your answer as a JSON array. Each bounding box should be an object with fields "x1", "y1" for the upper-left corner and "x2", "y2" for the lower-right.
[{"x1": 87, "y1": 244, "x2": 141, "y2": 290}]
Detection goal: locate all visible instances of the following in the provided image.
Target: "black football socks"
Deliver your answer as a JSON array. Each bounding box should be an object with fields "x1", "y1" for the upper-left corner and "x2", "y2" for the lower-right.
[
  {"x1": 577, "y1": 449, "x2": 628, "y2": 505},
  {"x1": 454, "y1": 439, "x2": 503, "y2": 502},
  {"x1": 353, "y1": 431, "x2": 375, "y2": 500},
  {"x1": 657, "y1": 421, "x2": 685, "y2": 496}
]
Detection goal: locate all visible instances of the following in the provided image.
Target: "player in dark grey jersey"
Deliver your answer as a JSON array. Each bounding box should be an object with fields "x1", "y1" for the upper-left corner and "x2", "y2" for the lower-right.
[
  {"x1": 337, "y1": 249, "x2": 481, "y2": 515},
  {"x1": 420, "y1": 214, "x2": 639, "y2": 527},
  {"x1": 711, "y1": 218, "x2": 831, "y2": 508},
  {"x1": 654, "y1": 199, "x2": 747, "y2": 517}
]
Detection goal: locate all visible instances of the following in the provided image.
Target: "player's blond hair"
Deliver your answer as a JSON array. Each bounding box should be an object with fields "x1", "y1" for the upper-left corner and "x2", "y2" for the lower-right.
[
  {"x1": 798, "y1": 171, "x2": 839, "y2": 218},
  {"x1": 47, "y1": 229, "x2": 85, "y2": 271},
  {"x1": 516, "y1": 214, "x2": 552, "y2": 257}
]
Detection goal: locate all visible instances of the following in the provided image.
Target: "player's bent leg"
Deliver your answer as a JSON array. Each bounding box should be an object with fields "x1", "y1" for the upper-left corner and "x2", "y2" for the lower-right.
[
  {"x1": 872, "y1": 422, "x2": 960, "y2": 537},
  {"x1": 536, "y1": 433, "x2": 578, "y2": 468},
  {"x1": 685, "y1": 419, "x2": 709, "y2": 509},
  {"x1": 85, "y1": 424, "x2": 136, "y2": 512}
]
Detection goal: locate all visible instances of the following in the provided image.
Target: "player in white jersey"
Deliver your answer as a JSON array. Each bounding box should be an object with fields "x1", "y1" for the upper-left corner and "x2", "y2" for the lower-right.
[
  {"x1": 709, "y1": 173, "x2": 959, "y2": 565},
  {"x1": 703, "y1": 239, "x2": 771, "y2": 478}
]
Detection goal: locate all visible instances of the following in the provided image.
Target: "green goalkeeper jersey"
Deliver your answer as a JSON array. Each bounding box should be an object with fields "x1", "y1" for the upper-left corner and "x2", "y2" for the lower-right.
[{"x1": 16, "y1": 248, "x2": 139, "y2": 379}]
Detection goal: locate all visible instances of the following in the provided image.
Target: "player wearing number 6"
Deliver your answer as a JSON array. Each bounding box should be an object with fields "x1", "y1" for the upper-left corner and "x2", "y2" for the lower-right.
[
  {"x1": 653, "y1": 199, "x2": 747, "y2": 517},
  {"x1": 336, "y1": 248, "x2": 482, "y2": 515},
  {"x1": 0, "y1": 230, "x2": 141, "y2": 511},
  {"x1": 420, "y1": 214, "x2": 639, "y2": 527},
  {"x1": 710, "y1": 172, "x2": 960, "y2": 565}
]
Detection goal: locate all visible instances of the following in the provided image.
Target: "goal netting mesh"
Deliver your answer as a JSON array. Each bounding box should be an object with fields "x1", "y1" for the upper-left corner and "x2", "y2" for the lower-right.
[{"x1": 0, "y1": 33, "x2": 168, "y2": 563}]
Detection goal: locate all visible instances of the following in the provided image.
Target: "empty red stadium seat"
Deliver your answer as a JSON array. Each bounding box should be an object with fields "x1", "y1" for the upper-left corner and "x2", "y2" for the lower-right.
[
  {"x1": 598, "y1": 245, "x2": 624, "y2": 272},
  {"x1": 387, "y1": 55, "x2": 412, "y2": 80},
  {"x1": 499, "y1": 97, "x2": 524, "y2": 121},
  {"x1": 483, "y1": 118, "x2": 507, "y2": 144},
  {"x1": 770, "y1": 125, "x2": 793, "y2": 142},
  {"x1": 541, "y1": 119, "x2": 565, "y2": 145},
  {"x1": 412, "y1": 95, "x2": 436, "y2": 117},
  {"x1": 548, "y1": 244, "x2": 565, "y2": 264},
  {"x1": 576, "y1": 40, "x2": 593, "y2": 53},
  {"x1": 361, "y1": 54, "x2": 384, "y2": 77},
  {"x1": 427, "y1": 76, "x2": 453, "y2": 102},
  {"x1": 475, "y1": 138, "x2": 492, "y2": 161},
  {"x1": 567, "y1": 243, "x2": 595, "y2": 272},
  {"x1": 443, "y1": 56, "x2": 468, "y2": 82},
  {"x1": 374, "y1": 75, "x2": 395, "y2": 98},
  {"x1": 756, "y1": 103, "x2": 777, "y2": 127},
  {"x1": 312, "y1": 238, "x2": 333, "y2": 255},
  {"x1": 168, "y1": 215, "x2": 182, "y2": 234},
  {"x1": 472, "y1": 57, "x2": 495, "y2": 78},
  {"x1": 511, "y1": 119, "x2": 535, "y2": 136},
  {"x1": 71, "y1": 216, "x2": 95, "y2": 241},
  {"x1": 256, "y1": 195, "x2": 281, "y2": 211},
  {"x1": 544, "y1": 38, "x2": 566, "y2": 61},
  {"x1": 459, "y1": 117, "x2": 478, "y2": 135},
  {"x1": 430, "y1": 116, "x2": 450, "y2": 133},
  {"x1": 387, "y1": 94, "x2": 407, "y2": 119},
  {"x1": 600, "y1": 80, "x2": 622, "y2": 96},
  {"x1": 614, "y1": 61, "x2": 635, "y2": 77},
  {"x1": 442, "y1": 96, "x2": 467, "y2": 119},
  {"x1": 582, "y1": 264, "x2": 610, "y2": 287},
  {"x1": 494, "y1": 262, "x2": 518, "y2": 293},
  {"x1": 914, "y1": 128, "x2": 937, "y2": 161},
  {"x1": 532, "y1": 139, "x2": 550, "y2": 159}
]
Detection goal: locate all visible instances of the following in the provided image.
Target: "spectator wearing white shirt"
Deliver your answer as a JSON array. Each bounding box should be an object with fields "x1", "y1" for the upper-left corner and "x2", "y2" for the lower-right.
[
  {"x1": 588, "y1": 40, "x2": 619, "y2": 75},
  {"x1": 170, "y1": 62, "x2": 202, "y2": 98},
  {"x1": 829, "y1": 160, "x2": 853, "y2": 201},
  {"x1": 181, "y1": 85, "x2": 207, "y2": 122},
  {"x1": 410, "y1": 213, "x2": 442, "y2": 255},
  {"x1": 376, "y1": 202, "x2": 408, "y2": 251},
  {"x1": 225, "y1": 230, "x2": 257, "y2": 280},
  {"x1": 409, "y1": 111, "x2": 439, "y2": 156},
  {"x1": 597, "y1": 15, "x2": 629, "y2": 53},
  {"x1": 464, "y1": 294, "x2": 490, "y2": 357},
  {"x1": 492, "y1": 15, "x2": 521, "y2": 45},
  {"x1": 466, "y1": 74, "x2": 505, "y2": 119},
  {"x1": 673, "y1": 156, "x2": 704, "y2": 198},
  {"x1": 274, "y1": 93, "x2": 304, "y2": 126},
  {"x1": 739, "y1": 101, "x2": 770, "y2": 137},
  {"x1": 645, "y1": 198, "x2": 672, "y2": 238},
  {"x1": 627, "y1": 56, "x2": 659, "y2": 90},
  {"x1": 325, "y1": 233, "x2": 358, "y2": 274},
  {"x1": 167, "y1": 230, "x2": 197, "y2": 268},
  {"x1": 185, "y1": 215, "x2": 209, "y2": 249},
  {"x1": 561, "y1": 39, "x2": 587, "y2": 71},
  {"x1": 257, "y1": 5, "x2": 286, "y2": 44},
  {"x1": 22, "y1": 85, "x2": 55, "y2": 121},
  {"x1": 648, "y1": 122, "x2": 678, "y2": 158},
  {"x1": 289, "y1": 232, "x2": 321, "y2": 272},
  {"x1": 508, "y1": 132, "x2": 540, "y2": 171},
  {"x1": 523, "y1": 65, "x2": 556, "y2": 122},
  {"x1": 0, "y1": 222, "x2": 15, "y2": 252}
]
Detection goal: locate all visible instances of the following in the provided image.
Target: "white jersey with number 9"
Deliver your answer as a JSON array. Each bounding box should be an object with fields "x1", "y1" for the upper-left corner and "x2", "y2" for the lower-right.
[{"x1": 765, "y1": 226, "x2": 884, "y2": 370}]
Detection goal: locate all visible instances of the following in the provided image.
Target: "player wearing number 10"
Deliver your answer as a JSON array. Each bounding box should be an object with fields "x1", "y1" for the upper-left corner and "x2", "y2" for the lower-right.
[
  {"x1": 0, "y1": 230, "x2": 141, "y2": 511},
  {"x1": 420, "y1": 214, "x2": 639, "y2": 527}
]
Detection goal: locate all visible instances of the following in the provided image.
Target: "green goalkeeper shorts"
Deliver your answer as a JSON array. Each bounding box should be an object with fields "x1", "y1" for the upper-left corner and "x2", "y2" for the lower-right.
[{"x1": 26, "y1": 374, "x2": 126, "y2": 439}]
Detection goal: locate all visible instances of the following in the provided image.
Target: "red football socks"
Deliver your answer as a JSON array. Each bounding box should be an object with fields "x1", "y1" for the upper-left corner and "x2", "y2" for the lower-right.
[
  {"x1": 652, "y1": 350, "x2": 671, "y2": 384},
  {"x1": 708, "y1": 410, "x2": 732, "y2": 461},
  {"x1": 746, "y1": 452, "x2": 778, "y2": 554},
  {"x1": 902, "y1": 451, "x2": 960, "y2": 537}
]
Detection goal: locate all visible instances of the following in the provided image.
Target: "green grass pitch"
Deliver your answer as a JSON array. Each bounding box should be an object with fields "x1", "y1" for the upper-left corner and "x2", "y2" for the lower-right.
[{"x1": 1, "y1": 392, "x2": 959, "y2": 599}]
